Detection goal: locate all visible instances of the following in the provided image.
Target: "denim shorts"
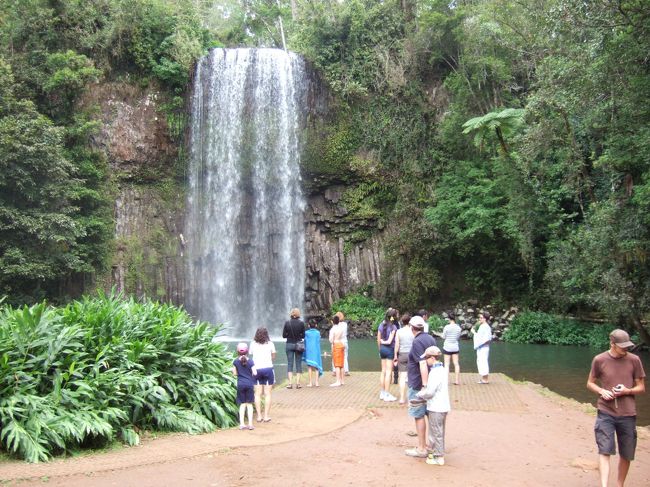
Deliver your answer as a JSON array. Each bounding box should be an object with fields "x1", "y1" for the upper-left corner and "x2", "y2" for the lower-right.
[
  {"x1": 255, "y1": 367, "x2": 275, "y2": 386},
  {"x1": 595, "y1": 410, "x2": 637, "y2": 460},
  {"x1": 379, "y1": 345, "x2": 394, "y2": 359},
  {"x1": 408, "y1": 387, "x2": 427, "y2": 419}
]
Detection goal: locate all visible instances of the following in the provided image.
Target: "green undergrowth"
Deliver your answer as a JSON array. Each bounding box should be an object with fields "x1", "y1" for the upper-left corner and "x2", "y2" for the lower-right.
[
  {"x1": 0, "y1": 291, "x2": 237, "y2": 463},
  {"x1": 330, "y1": 292, "x2": 385, "y2": 325},
  {"x1": 503, "y1": 311, "x2": 618, "y2": 349}
]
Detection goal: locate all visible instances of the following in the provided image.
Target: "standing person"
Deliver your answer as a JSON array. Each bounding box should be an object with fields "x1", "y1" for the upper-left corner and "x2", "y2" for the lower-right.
[
  {"x1": 329, "y1": 315, "x2": 346, "y2": 387},
  {"x1": 442, "y1": 311, "x2": 462, "y2": 385},
  {"x1": 586, "y1": 329, "x2": 646, "y2": 487},
  {"x1": 394, "y1": 313, "x2": 414, "y2": 404},
  {"x1": 471, "y1": 312, "x2": 492, "y2": 384},
  {"x1": 404, "y1": 315, "x2": 436, "y2": 458},
  {"x1": 303, "y1": 319, "x2": 323, "y2": 387},
  {"x1": 232, "y1": 342, "x2": 256, "y2": 430},
  {"x1": 335, "y1": 311, "x2": 350, "y2": 376},
  {"x1": 249, "y1": 327, "x2": 275, "y2": 423},
  {"x1": 282, "y1": 308, "x2": 305, "y2": 389},
  {"x1": 377, "y1": 308, "x2": 398, "y2": 401},
  {"x1": 415, "y1": 309, "x2": 430, "y2": 334},
  {"x1": 416, "y1": 346, "x2": 450, "y2": 466}
]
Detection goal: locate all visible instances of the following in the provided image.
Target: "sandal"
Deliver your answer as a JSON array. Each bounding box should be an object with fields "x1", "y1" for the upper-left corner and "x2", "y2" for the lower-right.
[
  {"x1": 296, "y1": 384, "x2": 302, "y2": 389},
  {"x1": 286, "y1": 384, "x2": 293, "y2": 389}
]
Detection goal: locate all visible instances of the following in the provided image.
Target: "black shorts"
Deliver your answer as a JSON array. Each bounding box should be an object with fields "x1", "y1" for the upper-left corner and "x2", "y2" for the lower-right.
[
  {"x1": 236, "y1": 384, "x2": 254, "y2": 405},
  {"x1": 594, "y1": 410, "x2": 637, "y2": 460},
  {"x1": 442, "y1": 349, "x2": 459, "y2": 355}
]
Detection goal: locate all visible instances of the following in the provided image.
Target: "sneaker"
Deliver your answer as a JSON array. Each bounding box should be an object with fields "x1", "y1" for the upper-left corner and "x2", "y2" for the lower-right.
[
  {"x1": 379, "y1": 391, "x2": 386, "y2": 400},
  {"x1": 405, "y1": 448, "x2": 428, "y2": 458},
  {"x1": 384, "y1": 393, "x2": 397, "y2": 402},
  {"x1": 426, "y1": 454, "x2": 444, "y2": 465}
]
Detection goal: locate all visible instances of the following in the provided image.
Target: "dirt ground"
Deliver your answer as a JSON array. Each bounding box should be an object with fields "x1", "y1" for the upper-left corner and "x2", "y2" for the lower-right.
[{"x1": 3, "y1": 380, "x2": 649, "y2": 487}]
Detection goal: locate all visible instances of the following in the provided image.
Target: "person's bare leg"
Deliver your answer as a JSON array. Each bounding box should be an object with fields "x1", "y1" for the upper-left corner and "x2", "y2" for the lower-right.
[
  {"x1": 246, "y1": 404, "x2": 254, "y2": 428},
  {"x1": 444, "y1": 354, "x2": 451, "y2": 380},
  {"x1": 616, "y1": 457, "x2": 631, "y2": 487},
  {"x1": 416, "y1": 416, "x2": 428, "y2": 452},
  {"x1": 453, "y1": 354, "x2": 460, "y2": 384},
  {"x1": 331, "y1": 367, "x2": 342, "y2": 386},
  {"x1": 599, "y1": 454, "x2": 611, "y2": 487},
  {"x1": 263, "y1": 385, "x2": 272, "y2": 421},
  {"x1": 295, "y1": 372, "x2": 301, "y2": 387},
  {"x1": 383, "y1": 360, "x2": 391, "y2": 395},
  {"x1": 287, "y1": 371, "x2": 293, "y2": 387},
  {"x1": 254, "y1": 384, "x2": 263, "y2": 421},
  {"x1": 398, "y1": 371, "x2": 407, "y2": 403},
  {"x1": 238, "y1": 404, "x2": 246, "y2": 428}
]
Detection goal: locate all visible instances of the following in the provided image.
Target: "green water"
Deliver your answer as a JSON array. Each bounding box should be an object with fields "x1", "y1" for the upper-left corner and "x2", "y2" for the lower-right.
[{"x1": 262, "y1": 339, "x2": 650, "y2": 426}]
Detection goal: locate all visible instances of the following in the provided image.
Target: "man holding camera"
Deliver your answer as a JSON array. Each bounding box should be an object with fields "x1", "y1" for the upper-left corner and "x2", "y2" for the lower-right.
[{"x1": 587, "y1": 329, "x2": 646, "y2": 487}]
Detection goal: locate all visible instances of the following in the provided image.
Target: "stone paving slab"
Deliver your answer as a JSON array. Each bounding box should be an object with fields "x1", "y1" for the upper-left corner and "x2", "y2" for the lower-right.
[{"x1": 273, "y1": 372, "x2": 526, "y2": 412}]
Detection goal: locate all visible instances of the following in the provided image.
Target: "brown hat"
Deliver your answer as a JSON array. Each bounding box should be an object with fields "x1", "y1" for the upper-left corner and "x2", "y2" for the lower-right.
[{"x1": 610, "y1": 329, "x2": 634, "y2": 349}]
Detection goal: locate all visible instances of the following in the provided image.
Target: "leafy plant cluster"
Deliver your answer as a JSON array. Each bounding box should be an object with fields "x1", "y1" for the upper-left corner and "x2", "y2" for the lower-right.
[
  {"x1": 503, "y1": 311, "x2": 616, "y2": 349},
  {"x1": 330, "y1": 292, "x2": 385, "y2": 325},
  {"x1": 0, "y1": 292, "x2": 237, "y2": 462}
]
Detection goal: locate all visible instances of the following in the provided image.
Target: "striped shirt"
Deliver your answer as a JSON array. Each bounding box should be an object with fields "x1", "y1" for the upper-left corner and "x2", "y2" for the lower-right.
[{"x1": 442, "y1": 322, "x2": 462, "y2": 353}]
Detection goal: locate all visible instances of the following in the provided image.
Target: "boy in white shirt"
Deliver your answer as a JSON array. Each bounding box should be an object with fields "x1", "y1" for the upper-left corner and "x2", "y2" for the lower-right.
[{"x1": 415, "y1": 346, "x2": 450, "y2": 466}]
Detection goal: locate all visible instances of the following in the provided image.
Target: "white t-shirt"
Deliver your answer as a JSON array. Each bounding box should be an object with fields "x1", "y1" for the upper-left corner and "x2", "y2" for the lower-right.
[{"x1": 249, "y1": 341, "x2": 276, "y2": 369}]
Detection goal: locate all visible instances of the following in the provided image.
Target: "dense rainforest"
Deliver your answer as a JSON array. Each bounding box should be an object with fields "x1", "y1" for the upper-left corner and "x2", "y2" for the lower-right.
[{"x1": 0, "y1": 0, "x2": 649, "y2": 342}]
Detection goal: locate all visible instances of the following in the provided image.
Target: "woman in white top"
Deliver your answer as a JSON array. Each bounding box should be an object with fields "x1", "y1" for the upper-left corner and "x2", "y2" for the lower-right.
[
  {"x1": 442, "y1": 311, "x2": 462, "y2": 385},
  {"x1": 393, "y1": 313, "x2": 415, "y2": 404},
  {"x1": 249, "y1": 327, "x2": 276, "y2": 422},
  {"x1": 471, "y1": 312, "x2": 492, "y2": 384}
]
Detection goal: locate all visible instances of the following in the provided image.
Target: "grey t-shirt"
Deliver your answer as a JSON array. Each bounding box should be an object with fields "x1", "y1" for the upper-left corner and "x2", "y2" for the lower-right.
[{"x1": 397, "y1": 326, "x2": 414, "y2": 353}]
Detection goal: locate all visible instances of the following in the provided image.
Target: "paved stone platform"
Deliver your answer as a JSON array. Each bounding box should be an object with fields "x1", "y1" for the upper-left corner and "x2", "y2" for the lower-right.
[
  {"x1": 273, "y1": 372, "x2": 526, "y2": 412},
  {"x1": 0, "y1": 373, "x2": 524, "y2": 482}
]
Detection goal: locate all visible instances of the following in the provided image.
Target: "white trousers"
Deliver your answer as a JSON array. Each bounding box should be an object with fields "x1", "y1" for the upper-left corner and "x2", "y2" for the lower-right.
[{"x1": 476, "y1": 346, "x2": 490, "y2": 376}]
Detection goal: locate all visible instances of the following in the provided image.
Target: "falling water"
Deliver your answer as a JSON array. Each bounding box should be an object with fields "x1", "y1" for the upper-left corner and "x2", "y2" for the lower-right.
[{"x1": 185, "y1": 48, "x2": 307, "y2": 338}]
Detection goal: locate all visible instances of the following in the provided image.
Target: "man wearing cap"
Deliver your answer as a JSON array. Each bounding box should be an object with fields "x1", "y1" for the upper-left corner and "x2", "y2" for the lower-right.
[
  {"x1": 404, "y1": 315, "x2": 436, "y2": 458},
  {"x1": 587, "y1": 329, "x2": 646, "y2": 487}
]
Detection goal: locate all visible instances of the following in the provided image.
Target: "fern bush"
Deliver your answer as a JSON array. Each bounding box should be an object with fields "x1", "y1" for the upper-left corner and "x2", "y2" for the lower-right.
[
  {"x1": 0, "y1": 292, "x2": 236, "y2": 462},
  {"x1": 503, "y1": 311, "x2": 617, "y2": 348}
]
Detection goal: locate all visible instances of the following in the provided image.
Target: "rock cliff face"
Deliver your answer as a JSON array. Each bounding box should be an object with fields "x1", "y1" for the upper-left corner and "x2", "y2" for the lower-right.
[
  {"x1": 81, "y1": 81, "x2": 186, "y2": 302},
  {"x1": 304, "y1": 186, "x2": 390, "y2": 316}
]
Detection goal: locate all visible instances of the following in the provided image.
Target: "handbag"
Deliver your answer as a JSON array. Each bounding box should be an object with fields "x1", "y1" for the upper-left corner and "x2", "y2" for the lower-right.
[{"x1": 295, "y1": 341, "x2": 305, "y2": 353}]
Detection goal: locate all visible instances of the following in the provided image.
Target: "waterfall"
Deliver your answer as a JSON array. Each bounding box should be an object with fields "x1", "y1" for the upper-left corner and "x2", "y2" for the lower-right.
[{"x1": 185, "y1": 48, "x2": 307, "y2": 339}]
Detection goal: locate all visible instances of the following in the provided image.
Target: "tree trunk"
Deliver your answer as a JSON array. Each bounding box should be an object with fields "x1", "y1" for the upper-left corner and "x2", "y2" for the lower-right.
[{"x1": 629, "y1": 315, "x2": 650, "y2": 347}]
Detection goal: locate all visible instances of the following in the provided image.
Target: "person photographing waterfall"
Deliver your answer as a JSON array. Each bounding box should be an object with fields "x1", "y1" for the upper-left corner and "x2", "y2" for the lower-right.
[
  {"x1": 283, "y1": 308, "x2": 305, "y2": 389},
  {"x1": 587, "y1": 329, "x2": 645, "y2": 487}
]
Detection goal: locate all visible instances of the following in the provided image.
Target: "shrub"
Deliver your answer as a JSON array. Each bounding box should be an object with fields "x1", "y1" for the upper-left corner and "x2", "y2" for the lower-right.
[
  {"x1": 0, "y1": 291, "x2": 236, "y2": 462},
  {"x1": 330, "y1": 292, "x2": 385, "y2": 327},
  {"x1": 503, "y1": 311, "x2": 617, "y2": 349}
]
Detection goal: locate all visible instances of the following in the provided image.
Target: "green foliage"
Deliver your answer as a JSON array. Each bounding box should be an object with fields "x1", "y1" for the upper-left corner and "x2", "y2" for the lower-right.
[
  {"x1": 503, "y1": 311, "x2": 616, "y2": 348},
  {"x1": 330, "y1": 292, "x2": 385, "y2": 324},
  {"x1": 427, "y1": 314, "x2": 446, "y2": 334},
  {"x1": 0, "y1": 292, "x2": 237, "y2": 462}
]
